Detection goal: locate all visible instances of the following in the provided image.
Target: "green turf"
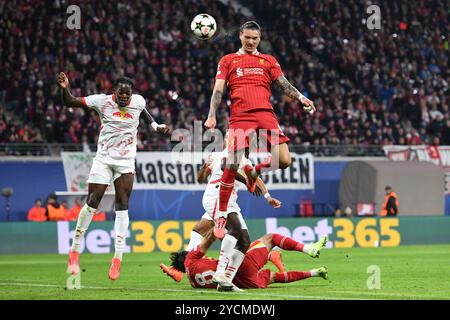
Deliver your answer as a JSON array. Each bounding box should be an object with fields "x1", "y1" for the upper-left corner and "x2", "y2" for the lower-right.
[{"x1": 0, "y1": 244, "x2": 449, "y2": 300}]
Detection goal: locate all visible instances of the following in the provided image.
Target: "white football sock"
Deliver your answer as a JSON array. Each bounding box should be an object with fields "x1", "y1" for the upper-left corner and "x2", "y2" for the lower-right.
[
  {"x1": 224, "y1": 249, "x2": 245, "y2": 281},
  {"x1": 215, "y1": 234, "x2": 238, "y2": 276},
  {"x1": 186, "y1": 230, "x2": 203, "y2": 252},
  {"x1": 71, "y1": 204, "x2": 96, "y2": 252},
  {"x1": 302, "y1": 244, "x2": 311, "y2": 253},
  {"x1": 114, "y1": 210, "x2": 129, "y2": 261},
  {"x1": 310, "y1": 269, "x2": 319, "y2": 277}
]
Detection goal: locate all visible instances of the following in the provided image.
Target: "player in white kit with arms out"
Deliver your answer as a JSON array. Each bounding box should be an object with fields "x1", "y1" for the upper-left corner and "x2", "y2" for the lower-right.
[{"x1": 57, "y1": 72, "x2": 170, "y2": 280}]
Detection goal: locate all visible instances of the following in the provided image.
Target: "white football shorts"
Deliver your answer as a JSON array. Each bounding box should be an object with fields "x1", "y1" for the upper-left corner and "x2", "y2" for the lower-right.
[
  {"x1": 87, "y1": 156, "x2": 135, "y2": 185},
  {"x1": 201, "y1": 199, "x2": 248, "y2": 230}
]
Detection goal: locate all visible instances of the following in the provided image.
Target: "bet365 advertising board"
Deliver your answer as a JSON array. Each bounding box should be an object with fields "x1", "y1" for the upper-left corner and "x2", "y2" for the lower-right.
[{"x1": 1, "y1": 217, "x2": 450, "y2": 254}]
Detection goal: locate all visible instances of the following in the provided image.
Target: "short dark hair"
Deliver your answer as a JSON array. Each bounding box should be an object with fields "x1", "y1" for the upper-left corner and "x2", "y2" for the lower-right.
[
  {"x1": 385, "y1": 186, "x2": 392, "y2": 191},
  {"x1": 170, "y1": 251, "x2": 188, "y2": 273},
  {"x1": 114, "y1": 76, "x2": 134, "y2": 90},
  {"x1": 240, "y1": 21, "x2": 261, "y2": 33}
]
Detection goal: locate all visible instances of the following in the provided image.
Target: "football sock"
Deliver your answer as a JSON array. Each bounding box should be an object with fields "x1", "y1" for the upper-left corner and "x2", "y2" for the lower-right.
[
  {"x1": 224, "y1": 249, "x2": 245, "y2": 281},
  {"x1": 274, "y1": 271, "x2": 312, "y2": 283},
  {"x1": 271, "y1": 233, "x2": 310, "y2": 253},
  {"x1": 71, "y1": 204, "x2": 95, "y2": 252},
  {"x1": 186, "y1": 230, "x2": 203, "y2": 252},
  {"x1": 215, "y1": 234, "x2": 238, "y2": 276},
  {"x1": 218, "y1": 168, "x2": 237, "y2": 212},
  {"x1": 114, "y1": 210, "x2": 129, "y2": 261}
]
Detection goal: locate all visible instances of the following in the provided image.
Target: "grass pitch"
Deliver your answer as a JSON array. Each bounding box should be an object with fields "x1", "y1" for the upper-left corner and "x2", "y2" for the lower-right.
[{"x1": 0, "y1": 244, "x2": 449, "y2": 300}]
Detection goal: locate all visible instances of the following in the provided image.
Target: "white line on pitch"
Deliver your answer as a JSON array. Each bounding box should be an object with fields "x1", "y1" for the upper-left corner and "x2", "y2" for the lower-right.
[
  {"x1": 0, "y1": 281, "x2": 371, "y2": 300},
  {"x1": 327, "y1": 290, "x2": 450, "y2": 299}
]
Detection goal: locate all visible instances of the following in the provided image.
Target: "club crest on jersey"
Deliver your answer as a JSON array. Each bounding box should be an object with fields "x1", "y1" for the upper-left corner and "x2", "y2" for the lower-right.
[
  {"x1": 259, "y1": 59, "x2": 265, "y2": 65},
  {"x1": 112, "y1": 109, "x2": 133, "y2": 119}
]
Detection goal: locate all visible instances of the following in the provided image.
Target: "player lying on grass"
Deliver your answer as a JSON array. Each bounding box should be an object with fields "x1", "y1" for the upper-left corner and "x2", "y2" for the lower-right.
[
  {"x1": 160, "y1": 144, "x2": 281, "y2": 285},
  {"x1": 168, "y1": 229, "x2": 328, "y2": 291}
]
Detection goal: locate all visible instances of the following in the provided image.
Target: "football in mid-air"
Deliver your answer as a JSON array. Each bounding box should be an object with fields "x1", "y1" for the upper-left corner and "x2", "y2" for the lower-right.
[{"x1": 191, "y1": 14, "x2": 217, "y2": 40}]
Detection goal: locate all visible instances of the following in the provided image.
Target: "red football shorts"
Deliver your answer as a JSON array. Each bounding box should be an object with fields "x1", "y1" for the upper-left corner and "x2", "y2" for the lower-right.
[
  {"x1": 228, "y1": 109, "x2": 289, "y2": 151},
  {"x1": 233, "y1": 240, "x2": 272, "y2": 289}
]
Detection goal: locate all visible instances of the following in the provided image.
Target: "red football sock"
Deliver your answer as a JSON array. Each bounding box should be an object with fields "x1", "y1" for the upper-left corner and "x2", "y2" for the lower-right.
[
  {"x1": 271, "y1": 233, "x2": 305, "y2": 252},
  {"x1": 274, "y1": 271, "x2": 312, "y2": 283},
  {"x1": 218, "y1": 168, "x2": 237, "y2": 212}
]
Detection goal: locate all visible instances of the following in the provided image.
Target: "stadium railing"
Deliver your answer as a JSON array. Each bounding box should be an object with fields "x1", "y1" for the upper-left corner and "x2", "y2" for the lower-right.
[{"x1": 0, "y1": 143, "x2": 385, "y2": 157}]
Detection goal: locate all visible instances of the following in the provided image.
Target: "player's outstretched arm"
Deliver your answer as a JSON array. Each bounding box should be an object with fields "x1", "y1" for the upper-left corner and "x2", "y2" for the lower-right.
[
  {"x1": 198, "y1": 229, "x2": 216, "y2": 254},
  {"x1": 274, "y1": 75, "x2": 316, "y2": 114},
  {"x1": 255, "y1": 177, "x2": 281, "y2": 208},
  {"x1": 205, "y1": 79, "x2": 226, "y2": 129},
  {"x1": 57, "y1": 72, "x2": 85, "y2": 109},
  {"x1": 142, "y1": 107, "x2": 170, "y2": 134}
]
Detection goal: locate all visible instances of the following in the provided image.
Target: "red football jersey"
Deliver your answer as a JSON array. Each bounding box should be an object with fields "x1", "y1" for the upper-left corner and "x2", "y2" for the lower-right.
[
  {"x1": 215, "y1": 49, "x2": 284, "y2": 116},
  {"x1": 184, "y1": 246, "x2": 219, "y2": 288}
]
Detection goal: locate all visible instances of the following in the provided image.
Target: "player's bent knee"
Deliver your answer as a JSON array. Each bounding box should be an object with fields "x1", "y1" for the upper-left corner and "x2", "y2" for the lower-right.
[
  {"x1": 194, "y1": 219, "x2": 214, "y2": 236},
  {"x1": 279, "y1": 157, "x2": 292, "y2": 169},
  {"x1": 87, "y1": 194, "x2": 100, "y2": 209}
]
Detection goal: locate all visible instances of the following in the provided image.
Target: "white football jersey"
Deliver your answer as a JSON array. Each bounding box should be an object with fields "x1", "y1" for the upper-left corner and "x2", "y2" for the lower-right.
[
  {"x1": 201, "y1": 149, "x2": 252, "y2": 206},
  {"x1": 82, "y1": 94, "x2": 146, "y2": 165}
]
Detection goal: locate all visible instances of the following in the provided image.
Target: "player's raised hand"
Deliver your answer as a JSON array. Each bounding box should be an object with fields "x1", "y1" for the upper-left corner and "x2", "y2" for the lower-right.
[
  {"x1": 267, "y1": 196, "x2": 281, "y2": 208},
  {"x1": 57, "y1": 72, "x2": 69, "y2": 89},
  {"x1": 204, "y1": 117, "x2": 216, "y2": 130},
  {"x1": 299, "y1": 96, "x2": 316, "y2": 114},
  {"x1": 156, "y1": 124, "x2": 170, "y2": 134}
]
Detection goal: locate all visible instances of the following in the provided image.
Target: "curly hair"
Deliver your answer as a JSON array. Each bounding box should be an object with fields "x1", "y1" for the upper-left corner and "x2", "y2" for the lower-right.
[
  {"x1": 113, "y1": 76, "x2": 134, "y2": 90},
  {"x1": 169, "y1": 251, "x2": 188, "y2": 273}
]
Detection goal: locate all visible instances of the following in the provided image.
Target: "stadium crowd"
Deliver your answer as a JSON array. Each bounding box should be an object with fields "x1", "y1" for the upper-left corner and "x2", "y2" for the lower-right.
[{"x1": 0, "y1": 0, "x2": 449, "y2": 150}]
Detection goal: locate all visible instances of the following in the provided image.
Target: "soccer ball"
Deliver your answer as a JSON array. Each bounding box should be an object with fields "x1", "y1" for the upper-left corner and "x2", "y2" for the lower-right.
[{"x1": 191, "y1": 14, "x2": 217, "y2": 40}]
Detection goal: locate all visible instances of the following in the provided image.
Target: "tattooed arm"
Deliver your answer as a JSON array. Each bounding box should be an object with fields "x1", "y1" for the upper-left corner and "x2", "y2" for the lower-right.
[
  {"x1": 274, "y1": 75, "x2": 316, "y2": 114},
  {"x1": 204, "y1": 79, "x2": 226, "y2": 129},
  {"x1": 57, "y1": 72, "x2": 85, "y2": 109}
]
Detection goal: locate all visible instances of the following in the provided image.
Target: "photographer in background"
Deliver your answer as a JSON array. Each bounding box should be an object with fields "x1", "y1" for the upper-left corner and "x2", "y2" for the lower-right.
[
  {"x1": 46, "y1": 194, "x2": 66, "y2": 222},
  {"x1": 27, "y1": 198, "x2": 47, "y2": 222},
  {"x1": 380, "y1": 186, "x2": 399, "y2": 217}
]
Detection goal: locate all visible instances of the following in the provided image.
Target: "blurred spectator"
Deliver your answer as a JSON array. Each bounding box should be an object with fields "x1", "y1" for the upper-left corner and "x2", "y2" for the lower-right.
[
  {"x1": 92, "y1": 211, "x2": 107, "y2": 222},
  {"x1": 0, "y1": 0, "x2": 448, "y2": 150},
  {"x1": 27, "y1": 198, "x2": 47, "y2": 222},
  {"x1": 66, "y1": 198, "x2": 82, "y2": 221},
  {"x1": 46, "y1": 194, "x2": 66, "y2": 221},
  {"x1": 343, "y1": 206, "x2": 353, "y2": 217},
  {"x1": 61, "y1": 200, "x2": 70, "y2": 220},
  {"x1": 379, "y1": 186, "x2": 399, "y2": 217}
]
